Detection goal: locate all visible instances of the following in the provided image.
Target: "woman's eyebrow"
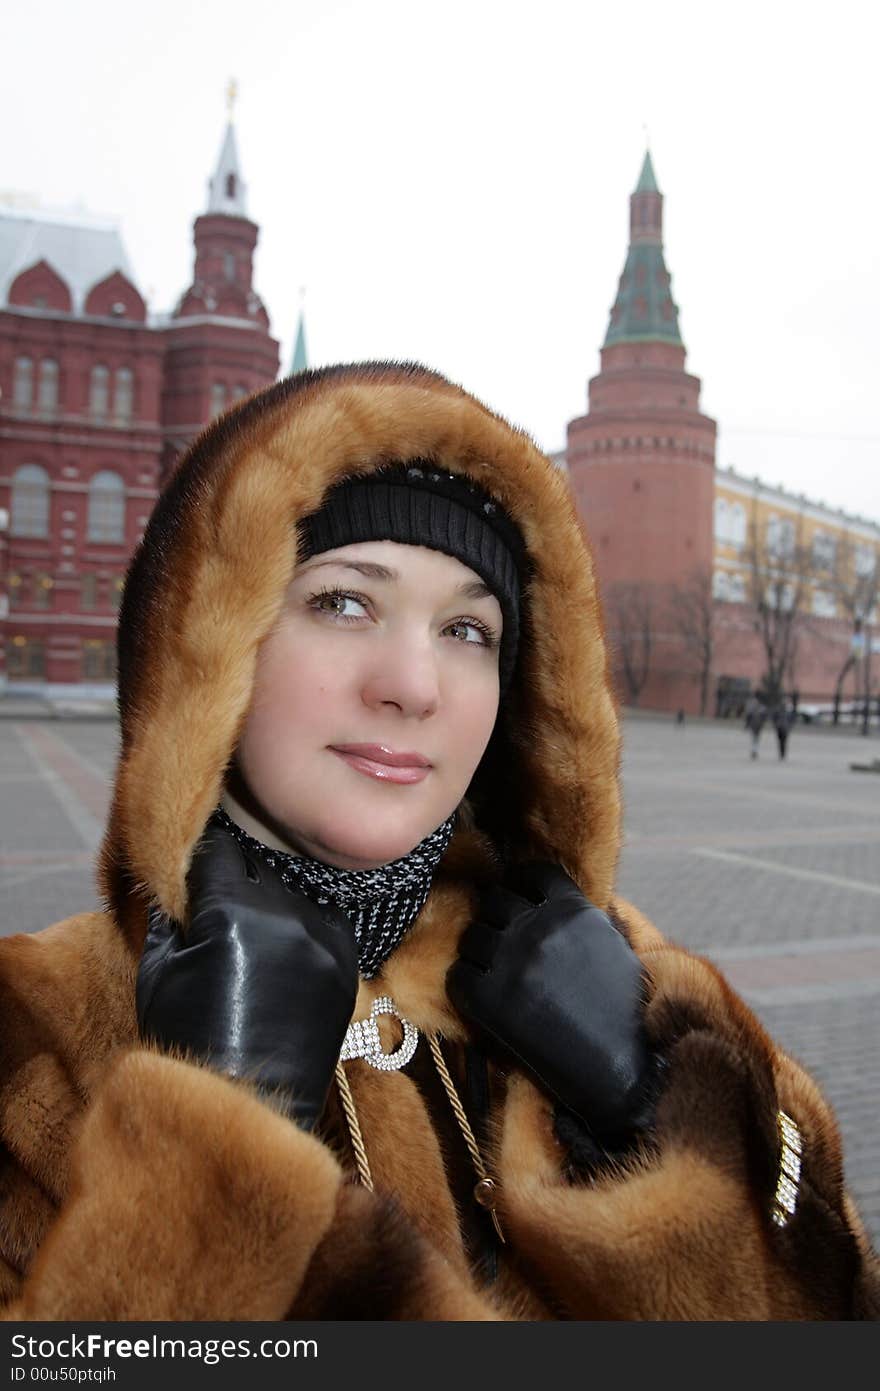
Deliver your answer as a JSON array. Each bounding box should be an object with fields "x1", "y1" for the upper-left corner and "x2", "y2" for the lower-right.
[{"x1": 299, "y1": 558, "x2": 492, "y2": 600}]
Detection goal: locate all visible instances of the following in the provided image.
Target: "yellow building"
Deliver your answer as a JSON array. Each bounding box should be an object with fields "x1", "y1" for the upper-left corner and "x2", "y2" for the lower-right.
[{"x1": 713, "y1": 467, "x2": 880, "y2": 625}]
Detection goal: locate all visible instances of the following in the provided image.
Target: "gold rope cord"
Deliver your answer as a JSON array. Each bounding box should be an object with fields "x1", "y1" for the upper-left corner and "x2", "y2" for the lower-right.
[
  {"x1": 428, "y1": 1032, "x2": 505, "y2": 1243},
  {"x1": 427, "y1": 1033, "x2": 489, "y2": 1180},
  {"x1": 334, "y1": 1061, "x2": 373, "y2": 1191}
]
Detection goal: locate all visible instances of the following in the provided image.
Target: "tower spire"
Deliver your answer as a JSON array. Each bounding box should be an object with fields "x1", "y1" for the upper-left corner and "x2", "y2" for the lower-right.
[
  {"x1": 635, "y1": 149, "x2": 659, "y2": 193},
  {"x1": 207, "y1": 81, "x2": 248, "y2": 217},
  {"x1": 603, "y1": 150, "x2": 681, "y2": 347},
  {"x1": 291, "y1": 290, "x2": 308, "y2": 375}
]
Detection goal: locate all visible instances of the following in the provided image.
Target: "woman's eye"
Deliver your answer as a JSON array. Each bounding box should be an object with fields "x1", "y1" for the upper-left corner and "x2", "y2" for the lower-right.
[
  {"x1": 308, "y1": 589, "x2": 367, "y2": 621},
  {"x1": 447, "y1": 619, "x2": 495, "y2": 647}
]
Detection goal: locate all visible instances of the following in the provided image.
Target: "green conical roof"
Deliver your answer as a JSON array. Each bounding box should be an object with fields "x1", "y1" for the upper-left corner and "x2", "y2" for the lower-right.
[
  {"x1": 291, "y1": 310, "x2": 308, "y2": 374},
  {"x1": 635, "y1": 150, "x2": 658, "y2": 193},
  {"x1": 603, "y1": 152, "x2": 683, "y2": 348},
  {"x1": 603, "y1": 244, "x2": 682, "y2": 346}
]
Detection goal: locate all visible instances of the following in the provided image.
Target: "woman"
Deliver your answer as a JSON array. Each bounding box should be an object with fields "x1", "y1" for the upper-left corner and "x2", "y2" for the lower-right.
[{"x1": 1, "y1": 362, "x2": 876, "y2": 1320}]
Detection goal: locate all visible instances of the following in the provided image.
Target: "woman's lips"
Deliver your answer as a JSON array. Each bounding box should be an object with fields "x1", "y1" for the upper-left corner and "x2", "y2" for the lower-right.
[{"x1": 331, "y1": 749, "x2": 430, "y2": 784}]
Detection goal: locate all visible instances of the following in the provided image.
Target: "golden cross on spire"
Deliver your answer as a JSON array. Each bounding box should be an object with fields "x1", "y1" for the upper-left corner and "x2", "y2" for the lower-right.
[{"x1": 226, "y1": 77, "x2": 238, "y2": 120}]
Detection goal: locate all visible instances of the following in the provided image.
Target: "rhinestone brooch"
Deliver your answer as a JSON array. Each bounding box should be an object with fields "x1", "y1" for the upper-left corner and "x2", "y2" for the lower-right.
[
  {"x1": 771, "y1": 1109, "x2": 803, "y2": 1228},
  {"x1": 338, "y1": 995, "x2": 419, "y2": 1072}
]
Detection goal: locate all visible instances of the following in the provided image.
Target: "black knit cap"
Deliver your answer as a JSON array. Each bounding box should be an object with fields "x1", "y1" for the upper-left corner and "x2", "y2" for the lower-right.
[{"x1": 298, "y1": 461, "x2": 527, "y2": 694}]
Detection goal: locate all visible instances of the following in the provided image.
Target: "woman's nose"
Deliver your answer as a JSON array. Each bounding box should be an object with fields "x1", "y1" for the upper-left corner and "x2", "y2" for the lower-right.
[{"x1": 360, "y1": 636, "x2": 441, "y2": 717}]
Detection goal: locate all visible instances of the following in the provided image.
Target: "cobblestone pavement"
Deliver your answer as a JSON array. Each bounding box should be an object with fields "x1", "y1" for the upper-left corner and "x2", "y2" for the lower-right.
[
  {"x1": 616, "y1": 716, "x2": 880, "y2": 1246},
  {"x1": 1, "y1": 712, "x2": 878, "y2": 1246}
]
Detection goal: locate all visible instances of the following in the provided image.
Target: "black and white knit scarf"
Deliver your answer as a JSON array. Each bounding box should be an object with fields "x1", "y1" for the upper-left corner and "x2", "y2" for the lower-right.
[{"x1": 208, "y1": 804, "x2": 457, "y2": 979}]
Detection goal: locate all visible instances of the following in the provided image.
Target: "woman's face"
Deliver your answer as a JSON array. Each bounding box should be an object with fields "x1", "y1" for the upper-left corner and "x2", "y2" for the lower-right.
[{"x1": 228, "y1": 539, "x2": 503, "y2": 869}]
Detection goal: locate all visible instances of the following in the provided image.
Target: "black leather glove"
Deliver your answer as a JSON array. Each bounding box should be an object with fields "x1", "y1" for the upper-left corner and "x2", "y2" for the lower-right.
[
  {"x1": 447, "y1": 862, "x2": 655, "y2": 1142},
  {"x1": 136, "y1": 819, "x2": 359, "y2": 1131}
]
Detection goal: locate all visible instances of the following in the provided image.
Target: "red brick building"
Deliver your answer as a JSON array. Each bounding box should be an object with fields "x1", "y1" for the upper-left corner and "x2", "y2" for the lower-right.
[{"x1": 0, "y1": 119, "x2": 279, "y2": 695}]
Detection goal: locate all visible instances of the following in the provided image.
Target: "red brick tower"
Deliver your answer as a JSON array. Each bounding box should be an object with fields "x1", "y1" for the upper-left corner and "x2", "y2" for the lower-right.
[
  {"x1": 567, "y1": 152, "x2": 716, "y2": 710},
  {"x1": 160, "y1": 114, "x2": 279, "y2": 481}
]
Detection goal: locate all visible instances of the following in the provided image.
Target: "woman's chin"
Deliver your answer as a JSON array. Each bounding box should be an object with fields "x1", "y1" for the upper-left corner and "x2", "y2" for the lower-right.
[{"x1": 308, "y1": 818, "x2": 436, "y2": 870}]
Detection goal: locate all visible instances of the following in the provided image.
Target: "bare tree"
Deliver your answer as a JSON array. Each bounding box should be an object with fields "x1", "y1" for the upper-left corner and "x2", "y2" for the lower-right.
[
  {"x1": 860, "y1": 633, "x2": 877, "y2": 736},
  {"x1": 606, "y1": 581, "x2": 654, "y2": 705},
  {"x1": 743, "y1": 516, "x2": 813, "y2": 707},
  {"x1": 666, "y1": 568, "x2": 717, "y2": 716},
  {"x1": 825, "y1": 535, "x2": 880, "y2": 729}
]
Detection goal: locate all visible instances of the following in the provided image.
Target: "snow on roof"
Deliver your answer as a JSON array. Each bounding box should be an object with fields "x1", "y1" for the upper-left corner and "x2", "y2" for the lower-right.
[{"x1": 0, "y1": 202, "x2": 138, "y2": 313}]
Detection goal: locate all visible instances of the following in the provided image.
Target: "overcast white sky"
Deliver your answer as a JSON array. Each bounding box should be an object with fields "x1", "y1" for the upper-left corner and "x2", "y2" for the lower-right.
[{"x1": 4, "y1": 0, "x2": 879, "y2": 522}]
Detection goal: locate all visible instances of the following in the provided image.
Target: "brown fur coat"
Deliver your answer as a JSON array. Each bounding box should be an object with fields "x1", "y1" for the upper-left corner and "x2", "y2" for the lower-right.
[{"x1": 1, "y1": 363, "x2": 877, "y2": 1320}]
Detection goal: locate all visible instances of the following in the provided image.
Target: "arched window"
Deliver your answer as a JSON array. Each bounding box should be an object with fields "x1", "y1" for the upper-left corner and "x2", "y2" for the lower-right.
[
  {"x1": 714, "y1": 498, "x2": 729, "y2": 543},
  {"x1": 11, "y1": 464, "x2": 50, "y2": 537},
  {"x1": 225, "y1": 173, "x2": 237, "y2": 200},
  {"x1": 82, "y1": 640, "x2": 117, "y2": 680},
  {"x1": 730, "y1": 503, "x2": 747, "y2": 547},
  {"x1": 224, "y1": 252, "x2": 236, "y2": 282},
  {"x1": 114, "y1": 367, "x2": 134, "y2": 422},
  {"x1": 87, "y1": 470, "x2": 125, "y2": 543},
  {"x1": 210, "y1": 382, "x2": 227, "y2": 417},
  {"x1": 766, "y1": 514, "x2": 796, "y2": 560},
  {"x1": 7, "y1": 637, "x2": 45, "y2": 679},
  {"x1": 812, "y1": 589, "x2": 836, "y2": 618},
  {"x1": 37, "y1": 358, "x2": 59, "y2": 413},
  {"x1": 765, "y1": 580, "x2": 795, "y2": 611},
  {"x1": 812, "y1": 531, "x2": 836, "y2": 571},
  {"x1": 90, "y1": 364, "x2": 110, "y2": 418},
  {"x1": 728, "y1": 573, "x2": 746, "y2": 603},
  {"x1": 232, "y1": 383, "x2": 248, "y2": 400},
  {"x1": 13, "y1": 356, "x2": 33, "y2": 408}
]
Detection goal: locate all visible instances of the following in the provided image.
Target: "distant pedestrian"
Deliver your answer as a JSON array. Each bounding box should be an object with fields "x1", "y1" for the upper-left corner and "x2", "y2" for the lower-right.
[
  {"x1": 774, "y1": 703, "x2": 795, "y2": 760},
  {"x1": 744, "y1": 695, "x2": 766, "y2": 760},
  {"x1": 675, "y1": 708, "x2": 685, "y2": 728}
]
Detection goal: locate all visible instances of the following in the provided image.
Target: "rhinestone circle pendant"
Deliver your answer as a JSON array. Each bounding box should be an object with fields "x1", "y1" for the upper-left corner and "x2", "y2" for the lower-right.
[{"x1": 338, "y1": 995, "x2": 419, "y2": 1072}]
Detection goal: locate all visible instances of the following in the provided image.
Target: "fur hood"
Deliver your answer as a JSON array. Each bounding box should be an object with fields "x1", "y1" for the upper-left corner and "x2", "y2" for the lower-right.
[{"x1": 99, "y1": 360, "x2": 622, "y2": 944}]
